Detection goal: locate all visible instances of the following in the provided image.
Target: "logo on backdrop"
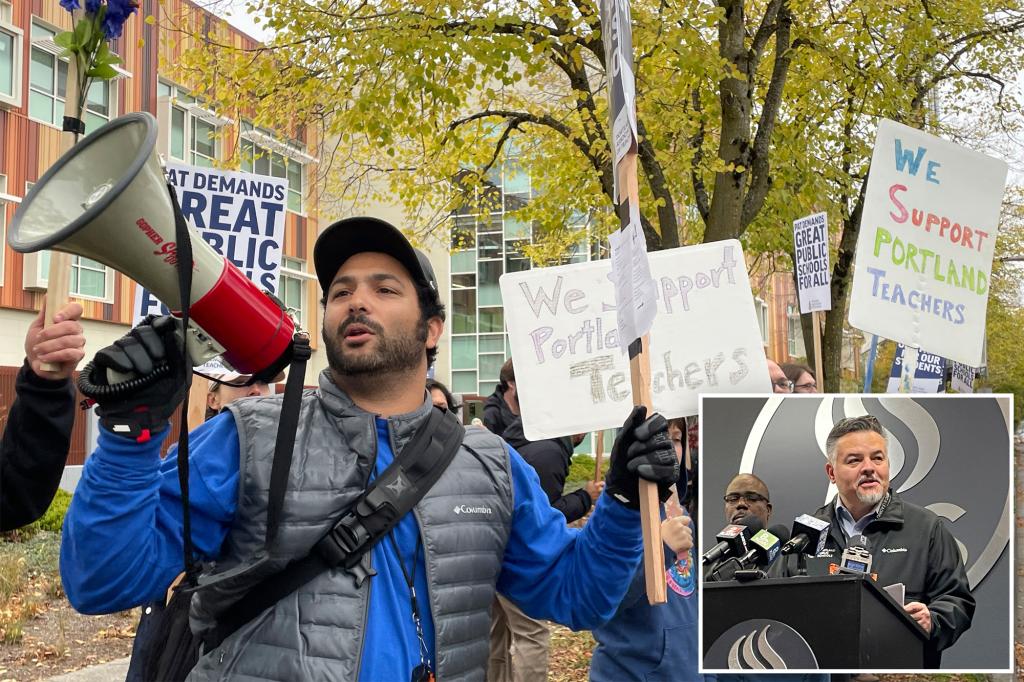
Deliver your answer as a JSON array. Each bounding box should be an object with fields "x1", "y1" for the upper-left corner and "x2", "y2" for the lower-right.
[{"x1": 704, "y1": 620, "x2": 818, "y2": 670}]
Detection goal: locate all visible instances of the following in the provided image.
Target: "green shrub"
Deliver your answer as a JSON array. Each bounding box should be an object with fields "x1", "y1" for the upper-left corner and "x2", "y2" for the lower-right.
[
  {"x1": 35, "y1": 488, "x2": 72, "y2": 533},
  {"x1": 566, "y1": 454, "x2": 597, "y2": 484},
  {"x1": 0, "y1": 488, "x2": 72, "y2": 543}
]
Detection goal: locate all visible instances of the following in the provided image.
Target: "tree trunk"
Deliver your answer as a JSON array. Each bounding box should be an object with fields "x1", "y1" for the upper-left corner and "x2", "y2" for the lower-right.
[{"x1": 822, "y1": 178, "x2": 868, "y2": 392}]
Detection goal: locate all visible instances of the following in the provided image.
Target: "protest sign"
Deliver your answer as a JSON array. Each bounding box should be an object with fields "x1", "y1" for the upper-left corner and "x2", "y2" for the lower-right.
[
  {"x1": 133, "y1": 162, "x2": 287, "y2": 325},
  {"x1": 886, "y1": 343, "x2": 945, "y2": 393},
  {"x1": 849, "y1": 119, "x2": 1007, "y2": 366},
  {"x1": 500, "y1": 240, "x2": 770, "y2": 441},
  {"x1": 792, "y1": 212, "x2": 831, "y2": 313},
  {"x1": 951, "y1": 362, "x2": 975, "y2": 393}
]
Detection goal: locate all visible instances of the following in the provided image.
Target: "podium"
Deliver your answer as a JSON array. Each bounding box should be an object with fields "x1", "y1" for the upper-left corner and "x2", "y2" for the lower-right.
[{"x1": 703, "y1": 574, "x2": 929, "y2": 669}]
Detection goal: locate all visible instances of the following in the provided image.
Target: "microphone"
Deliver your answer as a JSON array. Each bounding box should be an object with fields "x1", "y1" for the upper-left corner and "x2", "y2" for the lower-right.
[
  {"x1": 780, "y1": 513, "x2": 830, "y2": 556},
  {"x1": 839, "y1": 534, "x2": 874, "y2": 575},
  {"x1": 702, "y1": 516, "x2": 763, "y2": 565},
  {"x1": 736, "y1": 526, "x2": 786, "y2": 569}
]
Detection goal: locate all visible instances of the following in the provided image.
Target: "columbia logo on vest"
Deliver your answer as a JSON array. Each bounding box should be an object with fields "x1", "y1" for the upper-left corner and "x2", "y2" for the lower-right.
[
  {"x1": 453, "y1": 504, "x2": 493, "y2": 515},
  {"x1": 881, "y1": 547, "x2": 909, "y2": 553}
]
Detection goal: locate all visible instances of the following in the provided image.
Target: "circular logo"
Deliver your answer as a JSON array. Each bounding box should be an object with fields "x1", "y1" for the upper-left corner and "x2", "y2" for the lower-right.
[{"x1": 705, "y1": 619, "x2": 818, "y2": 670}]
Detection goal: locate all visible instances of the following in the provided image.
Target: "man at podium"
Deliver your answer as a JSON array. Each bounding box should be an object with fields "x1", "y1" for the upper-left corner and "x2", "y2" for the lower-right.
[{"x1": 801, "y1": 415, "x2": 975, "y2": 665}]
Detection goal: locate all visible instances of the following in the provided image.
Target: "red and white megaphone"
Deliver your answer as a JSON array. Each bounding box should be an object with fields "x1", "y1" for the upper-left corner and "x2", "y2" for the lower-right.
[{"x1": 8, "y1": 112, "x2": 294, "y2": 378}]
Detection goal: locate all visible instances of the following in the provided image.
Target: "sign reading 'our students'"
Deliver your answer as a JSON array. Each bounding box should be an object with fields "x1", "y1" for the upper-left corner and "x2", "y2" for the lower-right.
[
  {"x1": 849, "y1": 119, "x2": 1008, "y2": 366},
  {"x1": 500, "y1": 241, "x2": 771, "y2": 440}
]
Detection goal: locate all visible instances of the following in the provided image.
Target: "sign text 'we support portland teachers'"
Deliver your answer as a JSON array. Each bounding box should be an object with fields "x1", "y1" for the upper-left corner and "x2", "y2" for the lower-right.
[
  {"x1": 849, "y1": 119, "x2": 1007, "y2": 366},
  {"x1": 133, "y1": 162, "x2": 287, "y2": 323},
  {"x1": 501, "y1": 241, "x2": 770, "y2": 440}
]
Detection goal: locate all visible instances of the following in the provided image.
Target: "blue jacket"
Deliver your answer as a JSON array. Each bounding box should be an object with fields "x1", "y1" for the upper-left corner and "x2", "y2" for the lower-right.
[
  {"x1": 590, "y1": 514, "x2": 704, "y2": 682},
  {"x1": 61, "y1": 413, "x2": 644, "y2": 681}
]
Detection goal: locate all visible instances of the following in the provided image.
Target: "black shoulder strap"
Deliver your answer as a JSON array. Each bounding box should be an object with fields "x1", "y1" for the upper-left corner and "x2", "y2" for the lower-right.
[{"x1": 203, "y1": 406, "x2": 465, "y2": 650}]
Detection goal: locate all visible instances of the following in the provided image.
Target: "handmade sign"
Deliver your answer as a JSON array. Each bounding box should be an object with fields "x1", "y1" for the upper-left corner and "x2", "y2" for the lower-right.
[
  {"x1": 849, "y1": 119, "x2": 1007, "y2": 366},
  {"x1": 501, "y1": 240, "x2": 770, "y2": 441}
]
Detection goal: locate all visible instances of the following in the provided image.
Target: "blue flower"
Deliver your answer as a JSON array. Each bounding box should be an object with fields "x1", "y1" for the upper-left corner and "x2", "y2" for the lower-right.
[
  {"x1": 100, "y1": 0, "x2": 139, "y2": 39},
  {"x1": 59, "y1": 0, "x2": 80, "y2": 12},
  {"x1": 85, "y1": 0, "x2": 102, "y2": 14}
]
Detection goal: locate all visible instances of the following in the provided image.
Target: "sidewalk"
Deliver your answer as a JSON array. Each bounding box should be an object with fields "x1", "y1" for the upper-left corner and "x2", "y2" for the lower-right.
[{"x1": 44, "y1": 657, "x2": 129, "y2": 681}]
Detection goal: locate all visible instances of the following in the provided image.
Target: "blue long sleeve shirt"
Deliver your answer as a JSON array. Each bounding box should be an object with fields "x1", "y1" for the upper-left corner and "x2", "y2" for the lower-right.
[{"x1": 61, "y1": 412, "x2": 643, "y2": 681}]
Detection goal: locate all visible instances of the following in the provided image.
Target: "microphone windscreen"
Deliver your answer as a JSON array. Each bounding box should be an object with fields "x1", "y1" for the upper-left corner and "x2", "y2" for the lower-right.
[
  {"x1": 735, "y1": 515, "x2": 764, "y2": 534},
  {"x1": 768, "y1": 524, "x2": 791, "y2": 544}
]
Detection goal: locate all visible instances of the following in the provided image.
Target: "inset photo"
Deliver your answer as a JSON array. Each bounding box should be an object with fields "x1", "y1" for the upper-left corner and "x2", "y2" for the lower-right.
[{"x1": 698, "y1": 394, "x2": 1013, "y2": 674}]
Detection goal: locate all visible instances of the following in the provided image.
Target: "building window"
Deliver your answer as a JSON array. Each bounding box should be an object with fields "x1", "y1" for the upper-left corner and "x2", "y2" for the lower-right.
[
  {"x1": 280, "y1": 256, "x2": 313, "y2": 329},
  {"x1": 70, "y1": 256, "x2": 109, "y2": 299},
  {"x1": 448, "y1": 154, "x2": 594, "y2": 397},
  {"x1": 29, "y1": 22, "x2": 113, "y2": 132},
  {"x1": 787, "y1": 304, "x2": 805, "y2": 358},
  {"x1": 240, "y1": 126, "x2": 308, "y2": 214},
  {"x1": 754, "y1": 297, "x2": 769, "y2": 345},
  {"x1": 158, "y1": 82, "x2": 230, "y2": 167},
  {"x1": 0, "y1": 1, "x2": 23, "y2": 108}
]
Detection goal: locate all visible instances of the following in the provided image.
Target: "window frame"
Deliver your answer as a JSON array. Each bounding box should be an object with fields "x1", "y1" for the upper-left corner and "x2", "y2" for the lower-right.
[
  {"x1": 0, "y1": 2, "x2": 23, "y2": 109},
  {"x1": 28, "y1": 19, "x2": 118, "y2": 131},
  {"x1": 240, "y1": 126, "x2": 312, "y2": 216},
  {"x1": 279, "y1": 256, "x2": 313, "y2": 330}
]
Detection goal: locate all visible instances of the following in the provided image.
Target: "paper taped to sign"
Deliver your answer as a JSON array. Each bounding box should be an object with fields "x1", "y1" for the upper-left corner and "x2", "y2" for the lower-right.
[
  {"x1": 849, "y1": 119, "x2": 1007, "y2": 366},
  {"x1": 500, "y1": 240, "x2": 771, "y2": 440},
  {"x1": 792, "y1": 211, "x2": 831, "y2": 313},
  {"x1": 608, "y1": 202, "x2": 657, "y2": 348}
]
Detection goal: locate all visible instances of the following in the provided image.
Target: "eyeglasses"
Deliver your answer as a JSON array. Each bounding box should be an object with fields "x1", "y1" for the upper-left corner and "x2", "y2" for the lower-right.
[
  {"x1": 794, "y1": 382, "x2": 817, "y2": 393},
  {"x1": 772, "y1": 379, "x2": 794, "y2": 392},
  {"x1": 724, "y1": 492, "x2": 769, "y2": 504}
]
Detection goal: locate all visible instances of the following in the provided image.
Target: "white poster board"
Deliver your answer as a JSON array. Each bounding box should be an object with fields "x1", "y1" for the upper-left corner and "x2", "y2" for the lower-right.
[
  {"x1": 500, "y1": 240, "x2": 770, "y2": 440},
  {"x1": 133, "y1": 162, "x2": 287, "y2": 325},
  {"x1": 849, "y1": 119, "x2": 1007, "y2": 366},
  {"x1": 792, "y1": 211, "x2": 831, "y2": 313}
]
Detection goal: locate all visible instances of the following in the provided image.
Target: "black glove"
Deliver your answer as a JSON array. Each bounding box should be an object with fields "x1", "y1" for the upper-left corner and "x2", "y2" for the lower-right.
[
  {"x1": 78, "y1": 315, "x2": 189, "y2": 442},
  {"x1": 605, "y1": 406, "x2": 679, "y2": 509}
]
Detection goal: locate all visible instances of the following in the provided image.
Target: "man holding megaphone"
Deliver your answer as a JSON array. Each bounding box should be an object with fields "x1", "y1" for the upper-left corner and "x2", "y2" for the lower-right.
[{"x1": 60, "y1": 216, "x2": 680, "y2": 682}]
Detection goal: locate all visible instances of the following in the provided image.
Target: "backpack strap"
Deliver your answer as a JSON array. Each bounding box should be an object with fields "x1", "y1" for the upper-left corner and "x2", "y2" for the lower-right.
[{"x1": 202, "y1": 406, "x2": 465, "y2": 651}]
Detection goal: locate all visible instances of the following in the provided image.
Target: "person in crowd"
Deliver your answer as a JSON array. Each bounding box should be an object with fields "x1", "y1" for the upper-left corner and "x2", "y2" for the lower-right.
[
  {"x1": 590, "y1": 413, "x2": 698, "y2": 681},
  {"x1": 782, "y1": 363, "x2": 818, "y2": 393},
  {"x1": 490, "y1": 405, "x2": 603, "y2": 681},
  {"x1": 483, "y1": 358, "x2": 518, "y2": 434},
  {"x1": 60, "y1": 216, "x2": 678, "y2": 681},
  {"x1": 426, "y1": 378, "x2": 459, "y2": 413},
  {"x1": 204, "y1": 370, "x2": 278, "y2": 420},
  {"x1": 1, "y1": 302, "x2": 85, "y2": 531},
  {"x1": 767, "y1": 358, "x2": 794, "y2": 394}
]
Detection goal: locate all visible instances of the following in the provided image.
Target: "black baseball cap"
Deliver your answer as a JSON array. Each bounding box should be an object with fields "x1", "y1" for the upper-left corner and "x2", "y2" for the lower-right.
[{"x1": 313, "y1": 217, "x2": 439, "y2": 299}]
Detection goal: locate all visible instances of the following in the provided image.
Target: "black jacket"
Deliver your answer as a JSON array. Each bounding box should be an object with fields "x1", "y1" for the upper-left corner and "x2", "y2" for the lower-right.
[
  {"x1": 501, "y1": 418, "x2": 592, "y2": 523},
  {"x1": 1, "y1": 362, "x2": 76, "y2": 531},
  {"x1": 482, "y1": 385, "x2": 516, "y2": 436},
  {"x1": 790, "y1": 491, "x2": 974, "y2": 665}
]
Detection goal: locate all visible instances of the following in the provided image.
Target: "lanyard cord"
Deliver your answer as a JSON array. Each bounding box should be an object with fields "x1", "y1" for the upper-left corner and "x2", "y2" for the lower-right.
[{"x1": 386, "y1": 532, "x2": 430, "y2": 674}]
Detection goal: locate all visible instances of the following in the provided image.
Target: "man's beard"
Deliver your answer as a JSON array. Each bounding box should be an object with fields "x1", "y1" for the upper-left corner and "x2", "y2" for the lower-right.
[
  {"x1": 324, "y1": 314, "x2": 427, "y2": 376},
  {"x1": 855, "y1": 478, "x2": 886, "y2": 506}
]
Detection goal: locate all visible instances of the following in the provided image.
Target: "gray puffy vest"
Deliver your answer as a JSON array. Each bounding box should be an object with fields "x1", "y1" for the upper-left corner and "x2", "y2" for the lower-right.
[{"x1": 186, "y1": 371, "x2": 514, "y2": 682}]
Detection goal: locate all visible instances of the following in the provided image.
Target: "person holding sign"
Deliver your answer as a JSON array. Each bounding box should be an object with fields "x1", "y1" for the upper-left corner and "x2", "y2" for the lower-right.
[
  {"x1": 60, "y1": 217, "x2": 679, "y2": 681},
  {"x1": 782, "y1": 363, "x2": 818, "y2": 393}
]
